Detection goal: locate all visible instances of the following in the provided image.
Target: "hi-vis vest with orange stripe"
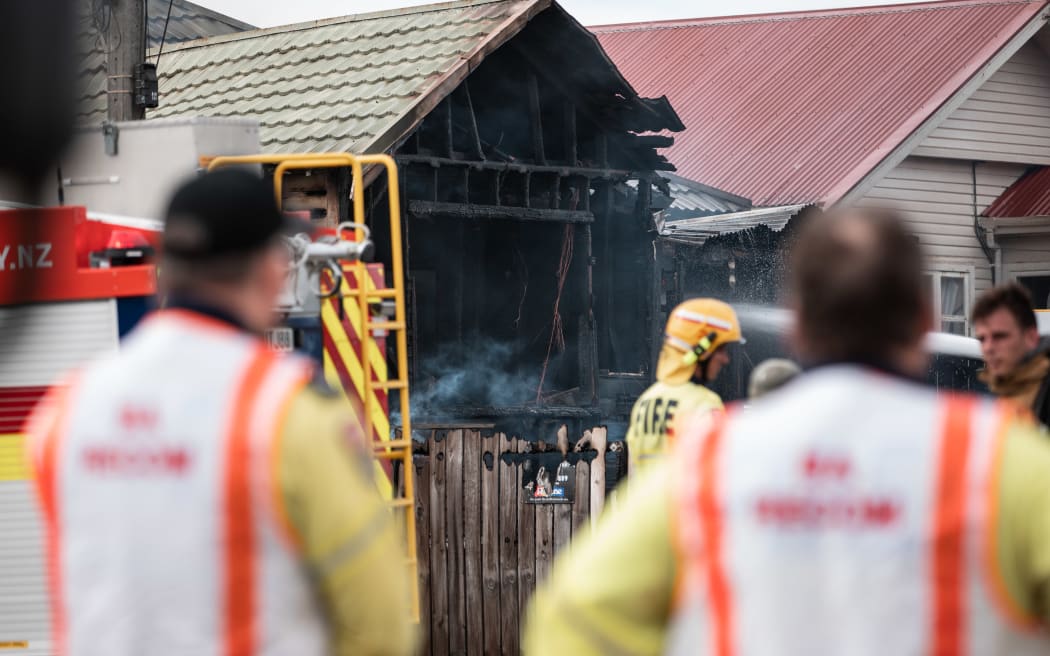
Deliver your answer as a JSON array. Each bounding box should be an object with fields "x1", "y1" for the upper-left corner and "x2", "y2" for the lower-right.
[
  {"x1": 668, "y1": 365, "x2": 1050, "y2": 656},
  {"x1": 28, "y1": 310, "x2": 328, "y2": 656}
]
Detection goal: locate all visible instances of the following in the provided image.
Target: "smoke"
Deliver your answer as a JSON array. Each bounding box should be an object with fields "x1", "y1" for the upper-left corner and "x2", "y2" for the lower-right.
[
  {"x1": 415, "y1": 339, "x2": 542, "y2": 409},
  {"x1": 411, "y1": 339, "x2": 542, "y2": 414},
  {"x1": 387, "y1": 340, "x2": 542, "y2": 436}
]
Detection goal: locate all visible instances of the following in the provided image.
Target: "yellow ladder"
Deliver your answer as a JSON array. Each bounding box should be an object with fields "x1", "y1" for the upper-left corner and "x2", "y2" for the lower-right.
[{"x1": 206, "y1": 153, "x2": 419, "y2": 621}]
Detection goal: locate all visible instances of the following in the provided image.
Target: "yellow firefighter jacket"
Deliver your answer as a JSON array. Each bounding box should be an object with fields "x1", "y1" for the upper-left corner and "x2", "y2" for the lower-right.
[{"x1": 624, "y1": 381, "x2": 723, "y2": 472}]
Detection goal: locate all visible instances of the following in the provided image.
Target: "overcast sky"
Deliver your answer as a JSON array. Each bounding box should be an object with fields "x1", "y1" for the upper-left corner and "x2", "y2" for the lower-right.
[{"x1": 195, "y1": 0, "x2": 925, "y2": 29}]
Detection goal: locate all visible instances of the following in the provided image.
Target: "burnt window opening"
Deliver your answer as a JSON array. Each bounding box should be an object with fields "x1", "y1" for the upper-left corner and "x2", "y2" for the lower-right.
[
  {"x1": 591, "y1": 181, "x2": 653, "y2": 376},
  {"x1": 407, "y1": 216, "x2": 590, "y2": 415}
]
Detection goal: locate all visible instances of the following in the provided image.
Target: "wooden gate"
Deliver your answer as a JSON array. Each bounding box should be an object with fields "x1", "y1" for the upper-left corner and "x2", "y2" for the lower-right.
[{"x1": 412, "y1": 427, "x2": 609, "y2": 655}]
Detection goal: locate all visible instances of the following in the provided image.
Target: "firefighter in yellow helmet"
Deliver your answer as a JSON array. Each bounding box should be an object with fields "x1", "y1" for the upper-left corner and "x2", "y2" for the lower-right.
[{"x1": 625, "y1": 298, "x2": 744, "y2": 473}]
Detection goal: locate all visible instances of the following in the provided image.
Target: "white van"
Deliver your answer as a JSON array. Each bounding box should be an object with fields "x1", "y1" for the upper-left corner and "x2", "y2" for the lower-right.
[
  {"x1": 1038, "y1": 310, "x2": 1050, "y2": 335},
  {"x1": 722, "y1": 305, "x2": 986, "y2": 397}
]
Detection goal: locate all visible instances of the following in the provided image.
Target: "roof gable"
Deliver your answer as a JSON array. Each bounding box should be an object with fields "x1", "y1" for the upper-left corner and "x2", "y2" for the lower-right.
[
  {"x1": 150, "y1": 0, "x2": 544, "y2": 154},
  {"x1": 593, "y1": 0, "x2": 1049, "y2": 207},
  {"x1": 914, "y1": 40, "x2": 1050, "y2": 164},
  {"x1": 985, "y1": 165, "x2": 1050, "y2": 216}
]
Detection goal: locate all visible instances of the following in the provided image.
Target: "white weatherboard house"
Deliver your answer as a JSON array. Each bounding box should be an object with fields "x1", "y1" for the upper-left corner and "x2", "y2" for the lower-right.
[{"x1": 595, "y1": 0, "x2": 1050, "y2": 333}]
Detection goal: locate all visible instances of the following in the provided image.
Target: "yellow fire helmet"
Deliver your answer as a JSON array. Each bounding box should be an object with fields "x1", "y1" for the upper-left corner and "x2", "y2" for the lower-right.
[{"x1": 656, "y1": 298, "x2": 745, "y2": 384}]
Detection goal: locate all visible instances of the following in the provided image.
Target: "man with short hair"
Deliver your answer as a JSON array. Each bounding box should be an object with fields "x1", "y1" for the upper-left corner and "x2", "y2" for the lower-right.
[
  {"x1": 973, "y1": 282, "x2": 1050, "y2": 426},
  {"x1": 524, "y1": 208, "x2": 1050, "y2": 655},
  {"x1": 28, "y1": 169, "x2": 415, "y2": 655}
]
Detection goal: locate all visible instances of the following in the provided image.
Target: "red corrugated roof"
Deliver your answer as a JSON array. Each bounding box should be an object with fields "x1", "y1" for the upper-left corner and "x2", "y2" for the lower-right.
[
  {"x1": 592, "y1": 1, "x2": 1048, "y2": 207},
  {"x1": 985, "y1": 166, "x2": 1050, "y2": 217}
]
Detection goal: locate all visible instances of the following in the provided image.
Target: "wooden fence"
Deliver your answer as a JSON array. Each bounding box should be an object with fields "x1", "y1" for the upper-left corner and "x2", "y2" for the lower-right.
[{"x1": 411, "y1": 427, "x2": 609, "y2": 655}]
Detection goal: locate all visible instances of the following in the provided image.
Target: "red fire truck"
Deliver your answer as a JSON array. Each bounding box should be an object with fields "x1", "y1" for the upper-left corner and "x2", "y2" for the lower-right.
[{"x1": 0, "y1": 152, "x2": 417, "y2": 653}]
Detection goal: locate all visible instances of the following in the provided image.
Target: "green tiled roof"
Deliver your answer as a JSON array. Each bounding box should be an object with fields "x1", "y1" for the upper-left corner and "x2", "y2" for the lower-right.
[{"x1": 149, "y1": 0, "x2": 546, "y2": 154}]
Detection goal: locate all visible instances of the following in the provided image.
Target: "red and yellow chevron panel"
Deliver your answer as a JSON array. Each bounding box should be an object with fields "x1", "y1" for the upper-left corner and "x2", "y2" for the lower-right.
[
  {"x1": 0, "y1": 386, "x2": 48, "y2": 481},
  {"x1": 320, "y1": 263, "x2": 394, "y2": 498}
]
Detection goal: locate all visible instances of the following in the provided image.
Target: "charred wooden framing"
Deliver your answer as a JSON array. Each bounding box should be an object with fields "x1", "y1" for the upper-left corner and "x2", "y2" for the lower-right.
[{"x1": 288, "y1": 5, "x2": 682, "y2": 426}]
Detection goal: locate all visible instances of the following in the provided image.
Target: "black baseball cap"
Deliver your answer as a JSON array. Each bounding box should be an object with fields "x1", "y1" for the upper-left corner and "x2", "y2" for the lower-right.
[{"x1": 163, "y1": 168, "x2": 309, "y2": 260}]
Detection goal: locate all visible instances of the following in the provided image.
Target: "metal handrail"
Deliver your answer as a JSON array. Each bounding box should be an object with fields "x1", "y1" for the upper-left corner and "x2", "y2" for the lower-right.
[{"x1": 207, "y1": 152, "x2": 418, "y2": 622}]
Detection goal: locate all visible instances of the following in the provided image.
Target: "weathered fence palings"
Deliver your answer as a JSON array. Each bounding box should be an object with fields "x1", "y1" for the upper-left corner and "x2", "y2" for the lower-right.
[{"x1": 413, "y1": 427, "x2": 607, "y2": 655}]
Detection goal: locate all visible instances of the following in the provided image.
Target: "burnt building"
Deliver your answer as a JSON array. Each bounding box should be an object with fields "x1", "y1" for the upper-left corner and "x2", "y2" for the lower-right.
[{"x1": 152, "y1": 0, "x2": 684, "y2": 436}]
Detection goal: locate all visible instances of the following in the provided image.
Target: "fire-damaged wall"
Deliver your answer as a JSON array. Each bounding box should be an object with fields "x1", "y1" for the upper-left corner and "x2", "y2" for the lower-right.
[{"x1": 360, "y1": 5, "x2": 682, "y2": 435}]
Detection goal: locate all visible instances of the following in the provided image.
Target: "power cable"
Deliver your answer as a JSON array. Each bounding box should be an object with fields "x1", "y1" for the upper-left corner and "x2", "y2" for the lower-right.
[{"x1": 156, "y1": 0, "x2": 174, "y2": 65}]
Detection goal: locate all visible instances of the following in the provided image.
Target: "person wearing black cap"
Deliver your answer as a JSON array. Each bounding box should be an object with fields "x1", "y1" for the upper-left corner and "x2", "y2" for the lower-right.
[
  {"x1": 159, "y1": 168, "x2": 307, "y2": 331},
  {"x1": 27, "y1": 169, "x2": 415, "y2": 655}
]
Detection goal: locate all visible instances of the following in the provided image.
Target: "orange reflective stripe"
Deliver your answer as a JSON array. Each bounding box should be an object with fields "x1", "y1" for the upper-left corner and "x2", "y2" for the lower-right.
[
  {"x1": 30, "y1": 381, "x2": 76, "y2": 656},
  {"x1": 224, "y1": 348, "x2": 277, "y2": 656},
  {"x1": 981, "y1": 407, "x2": 1042, "y2": 631},
  {"x1": 698, "y1": 417, "x2": 733, "y2": 656},
  {"x1": 931, "y1": 395, "x2": 973, "y2": 656},
  {"x1": 671, "y1": 410, "x2": 724, "y2": 613}
]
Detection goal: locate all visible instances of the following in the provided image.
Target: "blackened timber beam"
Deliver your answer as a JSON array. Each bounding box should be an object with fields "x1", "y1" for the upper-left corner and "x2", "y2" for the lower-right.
[
  {"x1": 564, "y1": 101, "x2": 577, "y2": 166},
  {"x1": 581, "y1": 222, "x2": 597, "y2": 406},
  {"x1": 455, "y1": 218, "x2": 464, "y2": 343},
  {"x1": 396, "y1": 154, "x2": 642, "y2": 180},
  {"x1": 427, "y1": 405, "x2": 598, "y2": 419},
  {"x1": 461, "y1": 81, "x2": 485, "y2": 160},
  {"x1": 527, "y1": 72, "x2": 547, "y2": 165},
  {"x1": 408, "y1": 200, "x2": 593, "y2": 224},
  {"x1": 631, "y1": 135, "x2": 674, "y2": 149},
  {"x1": 443, "y1": 98, "x2": 454, "y2": 157}
]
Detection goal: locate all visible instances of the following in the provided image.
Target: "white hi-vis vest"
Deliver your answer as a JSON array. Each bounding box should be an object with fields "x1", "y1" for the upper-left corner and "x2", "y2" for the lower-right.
[
  {"x1": 668, "y1": 365, "x2": 1050, "y2": 656},
  {"x1": 29, "y1": 310, "x2": 329, "y2": 656}
]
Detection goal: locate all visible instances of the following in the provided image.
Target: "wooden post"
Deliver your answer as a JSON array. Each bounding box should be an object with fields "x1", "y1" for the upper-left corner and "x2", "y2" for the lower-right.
[
  {"x1": 584, "y1": 223, "x2": 599, "y2": 405},
  {"x1": 481, "y1": 434, "x2": 501, "y2": 654},
  {"x1": 564, "y1": 100, "x2": 577, "y2": 165},
  {"x1": 590, "y1": 427, "x2": 608, "y2": 526},
  {"x1": 497, "y1": 433, "x2": 520, "y2": 653},
  {"x1": 463, "y1": 430, "x2": 483, "y2": 651},
  {"x1": 597, "y1": 134, "x2": 608, "y2": 169},
  {"x1": 516, "y1": 439, "x2": 536, "y2": 626},
  {"x1": 454, "y1": 222, "x2": 465, "y2": 345},
  {"x1": 429, "y1": 433, "x2": 450, "y2": 656},
  {"x1": 443, "y1": 97, "x2": 455, "y2": 158},
  {"x1": 107, "y1": 0, "x2": 146, "y2": 121},
  {"x1": 413, "y1": 453, "x2": 433, "y2": 654},
  {"x1": 462, "y1": 81, "x2": 485, "y2": 161},
  {"x1": 527, "y1": 72, "x2": 546, "y2": 165},
  {"x1": 552, "y1": 501, "x2": 572, "y2": 559},
  {"x1": 572, "y1": 458, "x2": 591, "y2": 534},
  {"x1": 535, "y1": 498, "x2": 555, "y2": 586},
  {"x1": 445, "y1": 429, "x2": 467, "y2": 654},
  {"x1": 553, "y1": 425, "x2": 573, "y2": 556}
]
